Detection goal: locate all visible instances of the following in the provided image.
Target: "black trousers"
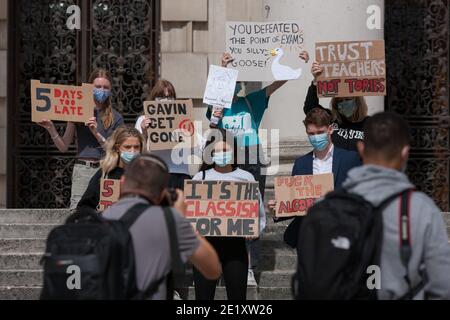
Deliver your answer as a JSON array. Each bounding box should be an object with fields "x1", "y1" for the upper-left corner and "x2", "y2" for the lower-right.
[{"x1": 193, "y1": 237, "x2": 248, "y2": 300}]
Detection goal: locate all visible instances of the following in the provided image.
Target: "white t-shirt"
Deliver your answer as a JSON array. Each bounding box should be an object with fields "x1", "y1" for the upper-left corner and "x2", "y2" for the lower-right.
[
  {"x1": 136, "y1": 115, "x2": 202, "y2": 175},
  {"x1": 192, "y1": 168, "x2": 267, "y2": 234}
]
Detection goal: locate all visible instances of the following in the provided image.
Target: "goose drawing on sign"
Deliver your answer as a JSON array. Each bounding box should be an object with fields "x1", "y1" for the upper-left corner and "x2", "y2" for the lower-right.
[{"x1": 270, "y1": 48, "x2": 302, "y2": 80}]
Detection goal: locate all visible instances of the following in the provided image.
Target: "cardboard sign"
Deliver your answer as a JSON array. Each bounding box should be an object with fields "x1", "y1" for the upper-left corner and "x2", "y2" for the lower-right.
[
  {"x1": 98, "y1": 178, "x2": 121, "y2": 212},
  {"x1": 226, "y1": 21, "x2": 304, "y2": 81},
  {"x1": 143, "y1": 99, "x2": 197, "y2": 151},
  {"x1": 274, "y1": 173, "x2": 334, "y2": 218},
  {"x1": 31, "y1": 80, "x2": 94, "y2": 123},
  {"x1": 315, "y1": 40, "x2": 386, "y2": 97},
  {"x1": 184, "y1": 180, "x2": 260, "y2": 237},
  {"x1": 203, "y1": 65, "x2": 239, "y2": 109}
]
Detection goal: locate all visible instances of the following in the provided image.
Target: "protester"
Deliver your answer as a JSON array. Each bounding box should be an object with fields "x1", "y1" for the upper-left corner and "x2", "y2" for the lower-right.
[
  {"x1": 37, "y1": 68, "x2": 124, "y2": 209},
  {"x1": 135, "y1": 79, "x2": 195, "y2": 190},
  {"x1": 103, "y1": 154, "x2": 221, "y2": 300},
  {"x1": 270, "y1": 108, "x2": 361, "y2": 248},
  {"x1": 342, "y1": 112, "x2": 450, "y2": 299},
  {"x1": 209, "y1": 51, "x2": 310, "y2": 196},
  {"x1": 208, "y1": 51, "x2": 309, "y2": 284},
  {"x1": 191, "y1": 128, "x2": 266, "y2": 300},
  {"x1": 77, "y1": 126, "x2": 144, "y2": 211},
  {"x1": 303, "y1": 61, "x2": 369, "y2": 151}
]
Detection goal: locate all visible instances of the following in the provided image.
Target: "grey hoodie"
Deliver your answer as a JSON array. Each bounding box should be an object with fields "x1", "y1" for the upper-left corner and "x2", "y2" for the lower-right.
[{"x1": 343, "y1": 165, "x2": 450, "y2": 300}]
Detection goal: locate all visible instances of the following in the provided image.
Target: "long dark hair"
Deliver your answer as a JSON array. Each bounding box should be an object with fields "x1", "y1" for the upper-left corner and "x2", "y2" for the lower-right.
[{"x1": 199, "y1": 128, "x2": 239, "y2": 173}]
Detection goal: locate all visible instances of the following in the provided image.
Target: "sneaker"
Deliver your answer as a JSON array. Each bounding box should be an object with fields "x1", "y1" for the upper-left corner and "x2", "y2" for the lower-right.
[{"x1": 247, "y1": 269, "x2": 257, "y2": 286}]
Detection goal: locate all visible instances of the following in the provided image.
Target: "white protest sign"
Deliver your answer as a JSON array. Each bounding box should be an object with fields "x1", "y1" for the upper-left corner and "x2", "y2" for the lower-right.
[
  {"x1": 226, "y1": 21, "x2": 304, "y2": 81},
  {"x1": 203, "y1": 65, "x2": 238, "y2": 109}
]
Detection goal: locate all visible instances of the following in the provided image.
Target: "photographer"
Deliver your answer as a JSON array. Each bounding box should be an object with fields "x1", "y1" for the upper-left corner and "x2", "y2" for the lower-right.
[{"x1": 103, "y1": 154, "x2": 221, "y2": 300}]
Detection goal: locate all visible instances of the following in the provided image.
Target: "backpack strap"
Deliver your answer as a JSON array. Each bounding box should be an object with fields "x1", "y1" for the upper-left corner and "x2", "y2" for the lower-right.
[
  {"x1": 397, "y1": 190, "x2": 428, "y2": 300},
  {"x1": 162, "y1": 206, "x2": 185, "y2": 299},
  {"x1": 131, "y1": 205, "x2": 185, "y2": 300},
  {"x1": 120, "y1": 203, "x2": 150, "y2": 230},
  {"x1": 202, "y1": 170, "x2": 206, "y2": 180}
]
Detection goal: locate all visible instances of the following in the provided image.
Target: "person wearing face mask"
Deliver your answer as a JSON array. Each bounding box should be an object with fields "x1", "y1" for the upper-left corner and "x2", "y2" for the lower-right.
[
  {"x1": 303, "y1": 61, "x2": 369, "y2": 151},
  {"x1": 207, "y1": 52, "x2": 309, "y2": 284},
  {"x1": 191, "y1": 128, "x2": 266, "y2": 300},
  {"x1": 269, "y1": 108, "x2": 361, "y2": 248},
  {"x1": 342, "y1": 112, "x2": 450, "y2": 299},
  {"x1": 208, "y1": 52, "x2": 310, "y2": 196},
  {"x1": 37, "y1": 68, "x2": 124, "y2": 209},
  {"x1": 136, "y1": 79, "x2": 196, "y2": 191},
  {"x1": 76, "y1": 126, "x2": 144, "y2": 212}
]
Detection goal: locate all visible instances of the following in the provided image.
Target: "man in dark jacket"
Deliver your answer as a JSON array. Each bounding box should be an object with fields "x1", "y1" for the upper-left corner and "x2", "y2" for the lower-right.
[{"x1": 275, "y1": 108, "x2": 361, "y2": 248}]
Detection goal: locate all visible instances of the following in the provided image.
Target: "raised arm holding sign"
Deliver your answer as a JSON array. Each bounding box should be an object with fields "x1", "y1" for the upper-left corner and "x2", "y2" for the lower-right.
[{"x1": 31, "y1": 80, "x2": 94, "y2": 123}]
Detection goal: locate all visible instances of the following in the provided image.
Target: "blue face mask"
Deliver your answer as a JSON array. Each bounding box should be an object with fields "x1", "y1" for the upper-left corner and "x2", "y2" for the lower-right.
[
  {"x1": 93, "y1": 88, "x2": 112, "y2": 104},
  {"x1": 213, "y1": 151, "x2": 233, "y2": 167},
  {"x1": 337, "y1": 99, "x2": 357, "y2": 118},
  {"x1": 234, "y1": 83, "x2": 242, "y2": 96},
  {"x1": 120, "y1": 151, "x2": 139, "y2": 165},
  {"x1": 308, "y1": 133, "x2": 330, "y2": 152}
]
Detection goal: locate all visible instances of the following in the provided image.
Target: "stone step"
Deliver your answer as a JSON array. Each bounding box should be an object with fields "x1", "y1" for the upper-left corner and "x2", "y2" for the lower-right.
[
  {"x1": 0, "y1": 285, "x2": 292, "y2": 300},
  {"x1": 0, "y1": 268, "x2": 293, "y2": 294},
  {"x1": 0, "y1": 250, "x2": 296, "y2": 273},
  {"x1": 185, "y1": 286, "x2": 291, "y2": 300},
  {"x1": 0, "y1": 253, "x2": 42, "y2": 270},
  {"x1": 0, "y1": 239, "x2": 46, "y2": 254},
  {"x1": 0, "y1": 270, "x2": 42, "y2": 287},
  {"x1": 258, "y1": 271, "x2": 293, "y2": 287},
  {"x1": 0, "y1": 210, "x2": 70, "y2": 224},
  {"x1": 0, "y1": 224, "x2": 57, "y2": 239},
  {"x1": 0, "y1": 286, "x2": 42, "y2": 300},
  {"x1": 259, "y1": 253, "x2": 296, "y2": 271}
]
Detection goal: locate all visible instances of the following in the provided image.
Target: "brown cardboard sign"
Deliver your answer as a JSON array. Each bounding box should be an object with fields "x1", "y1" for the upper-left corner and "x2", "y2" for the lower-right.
[
  {"x1": 274, "y1": 173, "x2": 334, "y2": 218},
  {"x1": 315, "y1": 40, "x2": 386, "y2": 97},
  {"x1": 98, "y1": 178, "x2": 121, "y2": 212},
  {"x1": 31, "y1": 80, "x2": 94, "y2": 123},
  {"x1": 143, "y1": 99, "x2": 197, "y2": 151},
  {"x1": 183, "y1": 180, "x2": 260, "y2": 237}
]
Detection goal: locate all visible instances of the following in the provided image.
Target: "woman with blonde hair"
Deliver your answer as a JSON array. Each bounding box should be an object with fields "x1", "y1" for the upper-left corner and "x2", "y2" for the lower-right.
[
  {"x1": 77, "y1": 126, "x2": 144, "y2": 211},
  {"x1": 303, "y1": 61, "x2": 370, "y2": 151},
  {"x1": 37, "y1": 68, "x2": 124, "y2": 209}
]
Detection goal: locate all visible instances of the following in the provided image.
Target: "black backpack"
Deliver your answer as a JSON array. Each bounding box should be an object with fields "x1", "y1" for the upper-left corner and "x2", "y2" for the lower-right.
[
  {"x1": 40, "y1": 203, "x2": 184, "y2": 300},
  {"x1": 292, "y1": 188, "x2": 425, "y2": 300}
]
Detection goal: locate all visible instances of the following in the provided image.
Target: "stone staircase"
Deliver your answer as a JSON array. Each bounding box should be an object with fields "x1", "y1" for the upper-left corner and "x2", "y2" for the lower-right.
[
  {"x1": 0, "y1": 140, "x2": 311, "y2": 300},
  {"x1": 0, "y1": 210, "x2": 297, "y2": 300},
  {"x1": 1, "y1": 139, "x2": 448, "y2": 300}
]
